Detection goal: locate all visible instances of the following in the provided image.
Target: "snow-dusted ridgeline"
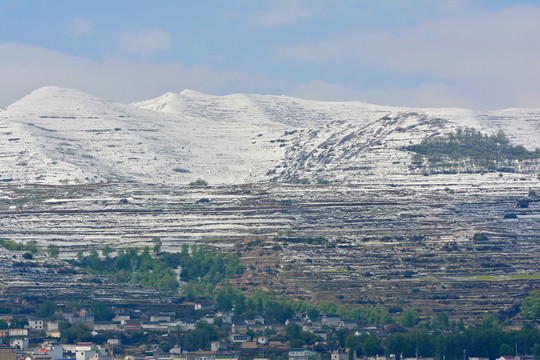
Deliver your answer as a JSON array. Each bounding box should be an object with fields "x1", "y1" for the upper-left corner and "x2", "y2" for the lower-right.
[{"x1": 0, "y1": 86, "x2": 539, "y2": 185}]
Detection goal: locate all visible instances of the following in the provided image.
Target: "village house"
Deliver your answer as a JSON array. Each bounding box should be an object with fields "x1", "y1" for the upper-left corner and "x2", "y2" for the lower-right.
[
  {"x1": 149, "y1": 315, "x2": 171, "y2": 323},
  {"x1": 39, "y1": 341, "x2": 64, "y2": 360},
  {"x1": 240, "y1": 342, "x2": 257, "y2": 350},
  {"x1": 74, "y1": 342, "x2": 111, "y2": 360},
  {"x1": 199, "y1": 315, "x2": 215, "y2": 325},
  {"x1": 214, "y1": 354, "x2": 239, "y2": 360},
  {"x1": 244, "y1": 315, "x2": 265, "y2": 325},
  {"x1": 210, "y1": 340, "x2": 228, "y2": 352},
  {"x1": 193, "y1": 303, "x2": 214, "y2": 311},
  {"x1": 303, "y1": 320, "x2": 323, "y2": 333},
  {"x1": 185, "y1": 351, "x2": 215, "y2": 360},
  {"x1": 9, "y1": 338, "x2": 28, "y2": 350},
  {"x1": 153, "y1": 353, "x2": 172, "y2": 360},
  {"x1": 113, "y1": 313, "x2": 130, "y2": 324},
  {"x1": 288, "y1": 349, "x2": 318, "y2": 360},
  {"x1": 285, "y1": 319, "x2": 302, "y2": 327},
  {"x1": 141, "y1": 322, "x2": 168, "y2": 332},
  {"x1": 269, "y1": 323, "x2": 285, "y2": 333},
  {"x1": 247, "y1": 323, "x2": 267, "y2": 333},
  {"x1": 93, "y1": 322, "x2": 121, "y2": 332},
  {"x1": 8, "y1": 328, "x2": 28, "y2": 337},
  {"x1": 29, "y1": 319, "x2": 44, "y2": 331},
  {"x1": 180, "y1": 320, "x2": 197, "y2": 332},
  {"x1": 169, "y1": 346, "x2": 183, "y2": 360},
  {"x1": 25, "y1": 354, "x2": 51, "y2": 360},
  {"x1": 230, "y1": 323, "x2": 247, "y2": 335},
  {"x1": 215, "y1": 312, "x2": 232, "y2": 324},
  {"x1": 229, "y1": 334, "x2": 251, "y2": 344},
  {"x1": 45, "y1": 322, "x2": 61, "y2": 338},
  {"x1": 330, "y1": 351, "x2": 348, "y2": 360},
  {"x1": 339, "y1": 320, "x2": 357, "y2": 330},
  {"x1": 122, "y1": 320, "x2": 142, "y2": 332},
  {"x1": 321, "y1": 315, "x2": 341, "y2": 328}
]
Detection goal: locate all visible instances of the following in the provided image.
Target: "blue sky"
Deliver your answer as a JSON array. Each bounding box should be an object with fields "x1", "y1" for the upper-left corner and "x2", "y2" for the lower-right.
[{"x1": 1, "y1": 0, "x2": 540, "y2": 109}]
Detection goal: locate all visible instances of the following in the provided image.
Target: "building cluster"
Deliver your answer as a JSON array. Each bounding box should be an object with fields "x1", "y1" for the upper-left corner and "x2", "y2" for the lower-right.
[
  {"x1": 0, "y1": 301, "x2": 399, "y2": 360},
  {"x1": 1, "y1": 303, "x2": 537, "y2": 360}
]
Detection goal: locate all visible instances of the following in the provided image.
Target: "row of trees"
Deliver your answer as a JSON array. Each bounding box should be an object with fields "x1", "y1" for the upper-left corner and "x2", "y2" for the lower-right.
[{"x1": 382, "y1": 324, "x2": 540, "y2": 359}]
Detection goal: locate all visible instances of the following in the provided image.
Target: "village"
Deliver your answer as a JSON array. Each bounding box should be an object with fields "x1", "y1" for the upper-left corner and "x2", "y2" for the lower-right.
[
  {"x1": 0, "y1": 299, "x2": 397, "y2": 360},
  {"x1": 1, "y1": 295, "x2": 539, "y2": 360}
]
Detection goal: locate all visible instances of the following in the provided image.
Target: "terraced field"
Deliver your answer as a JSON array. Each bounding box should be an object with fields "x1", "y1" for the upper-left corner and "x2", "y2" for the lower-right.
[{"x1": 0, "y1": 173, "x2": 538, "y2": 321}]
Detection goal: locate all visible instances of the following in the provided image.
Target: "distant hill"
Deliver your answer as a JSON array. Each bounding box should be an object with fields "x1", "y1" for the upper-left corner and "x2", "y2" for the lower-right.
[{"x1": 0, "y1": 86, "x2": 539, "y2": 185}]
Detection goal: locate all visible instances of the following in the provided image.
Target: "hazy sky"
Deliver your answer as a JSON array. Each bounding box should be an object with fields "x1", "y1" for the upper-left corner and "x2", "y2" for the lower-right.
[{"x1": 1, "y1": 0, "x2": 540, "y2": 109}]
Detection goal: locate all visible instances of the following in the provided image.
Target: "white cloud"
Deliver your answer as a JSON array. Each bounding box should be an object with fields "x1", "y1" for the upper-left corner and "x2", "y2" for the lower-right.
[
  {"x1": 0, "y1": 43, "x2": 247, "y2": 107},
  {"x1": 117, "y1": 28, "x2": 171, "y2": 54},
  {"x1": 69, "y1": 17, "x2": 94, "y2": 37},
  {"x1": 280, "y1": 5, "x2": 540, "y2": 109},
  {"x1": 229, "y1": 0, "x2": 326, "y2": 28}
]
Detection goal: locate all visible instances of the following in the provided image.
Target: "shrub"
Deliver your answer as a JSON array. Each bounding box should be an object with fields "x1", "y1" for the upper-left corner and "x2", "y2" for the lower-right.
[
  {"x1": 472, "y1": 233, "x2": 488, "y2": 242},
  {"x1": 189, "y1": 179, "x2": 208, "y2": 187}
]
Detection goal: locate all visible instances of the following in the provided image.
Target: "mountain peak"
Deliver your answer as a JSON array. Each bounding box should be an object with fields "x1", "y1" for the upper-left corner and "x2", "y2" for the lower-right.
[
  {"x1": 179, "y1": 89, "x2": 206, "y2": 97},
  {"x1": 7, "y1": 86, "x2": 101, "y2": 110}
]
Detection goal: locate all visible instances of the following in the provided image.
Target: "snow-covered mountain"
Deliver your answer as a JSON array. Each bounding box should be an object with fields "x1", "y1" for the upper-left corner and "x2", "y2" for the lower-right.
[{"x1": 1, "y1": 86, "x2": 539, "y2": 185}]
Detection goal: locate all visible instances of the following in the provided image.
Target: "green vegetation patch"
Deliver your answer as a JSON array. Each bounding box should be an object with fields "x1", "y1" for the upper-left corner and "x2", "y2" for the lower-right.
[
  {"x1": 69, "y1": 245, "x2": 243, "y2": 292},
  {"x1": 0, "y1": 239, "x2": 39, "y2": 253},
  {"x1": 406, "y1": 128, "x2": 540, "y2": 174},
  {"x1": 509, "y1": 274, "x2": 540, "y2": 280},
  {"x1": 275, "y1": 236, "x2": 329, "y2": 245},
  {"x1": 475, "y1": 275, "x2": 500, "y2": 281},
  {"x1": 189, "y1": 179, "x2": 208, "y2": 187}
]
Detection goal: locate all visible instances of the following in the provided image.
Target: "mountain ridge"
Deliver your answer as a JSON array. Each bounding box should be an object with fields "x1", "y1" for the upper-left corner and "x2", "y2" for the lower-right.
[{"x1": 0, "y1": 86, "x2": 539, "y2": 185}]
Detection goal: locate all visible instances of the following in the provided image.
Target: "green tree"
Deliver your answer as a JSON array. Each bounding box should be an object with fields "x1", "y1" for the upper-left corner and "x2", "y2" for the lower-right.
[
  {"x1": 398, "y1": 309, "x2": 419, "y2": 327},
  {"x1": 182, "y1": 322, "x2": 218, "y2": 350},
  {"x1": 91, "y1": 301, "x2": 115, "y2": 321},
  {"x1": 499, "y1": 343, "x2": 513, "y2": 356},
  {"x1": 431, "y1": 313, "x2": 449, "y2": 330},
  {"x1": 36, "y1": 300, "x2": 57, "y2": 318},
  {"x1": 522, "y1": 292, "x2": 540, "y2": 320},
  {"x1": 481, "y1": 313, "x2": 500, "y2": 329},
  {"x1": 27, "y1": 240, "x2": 39, "y2": 254},
  {"x1": 47, "y1": 244, "x2": 60, "y2": 258},
  {"x1": 60, "y1": 323, "x2": 92, "y2": 344},
  {"x1": 153, "y1": 238, "x2": 162, "y2": 255},
  {"x1": 345, "y1": 335, "x2": 360, "y2": 359},
  {"x1": 0, "y1": 319, "x2": 8, "y2": 329},
  {"x1": 532, "y1": 343, "x2": 540, "y2": 360},
  {"x1": 362, "y1": 335, "x2": 383, "y2": 356},
  {"x1": 10, "y1": 317, "x2": 28, "y2": 328},
  {"x1": 101, "y1": 246, "x2": 113, "y2": 257},
  {"x1": 159, "y1": 340, "x2": 172, "y2": 352}
]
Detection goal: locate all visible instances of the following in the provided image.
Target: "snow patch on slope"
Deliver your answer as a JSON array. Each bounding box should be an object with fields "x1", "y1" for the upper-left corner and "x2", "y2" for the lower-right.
[{"x1": 0, "y1": 86, "x2": 539, "y2": 185}]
